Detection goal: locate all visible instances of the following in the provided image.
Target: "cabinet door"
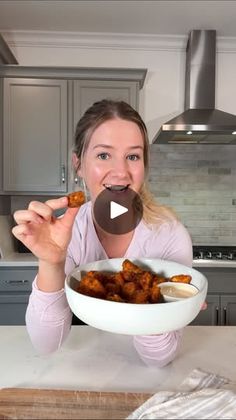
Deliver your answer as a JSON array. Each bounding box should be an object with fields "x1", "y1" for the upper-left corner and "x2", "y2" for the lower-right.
[
  {"x1": 69, "y1": 79, "x2": 139, "y2": 189},
  {"x1": 73, "y1": 80, "x2": 139, "y2": 131},
  {"x1": 0, "y1": 293, "x2": 29, "y2": 325},
  {"x1": 3, "y1": 78, "x2": 68, "y2": 193},
  {"x1": 190, "y1": 294, "x2": 220, "y2": 326},
  {"x1": 221, "y1": 295, "x2": 236, "y2": 326}
]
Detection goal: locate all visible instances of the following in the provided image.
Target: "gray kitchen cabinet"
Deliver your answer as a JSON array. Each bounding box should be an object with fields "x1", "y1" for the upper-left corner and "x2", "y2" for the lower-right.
[
  {"x1": 0, "y1": 66, "x2": 146, "y2": 195},
  {"x1": 69, "y1": 79, "x2": 139, "y2": 189},
  {"x1": 190, "y1": 267, "x2": 236, "y2": 326},
  {"x1": 0, "y1": 266, "x2": 37, "y2": 325},
  {"x1": 191, "y1": 295, "x2": 220, "y2": 326},
  {"x1": 221, "y1": 295, "x2": 236, "y2": 325},
  {"x1": 3, "y1": 78, "x2": 68, "y2": 193},
  {"x1": 72, "y1": 79, "x2": 138, "y2": 128}
]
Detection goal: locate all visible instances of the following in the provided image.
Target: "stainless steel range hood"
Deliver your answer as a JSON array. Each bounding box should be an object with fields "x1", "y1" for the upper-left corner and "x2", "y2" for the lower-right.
[{"x1": 153, "y1": 30, "x2": 236, "y2": 144}]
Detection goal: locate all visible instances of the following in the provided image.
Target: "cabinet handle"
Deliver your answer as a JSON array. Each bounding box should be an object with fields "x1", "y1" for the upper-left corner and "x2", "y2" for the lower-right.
[
  {"x1": 74, "y1": 175, "x2": 78, "y2": 184},
  {"x1": 61, "y1": 165, "x2": 66, "y2": 183},
  {"x1": 215, "y1": 306, "x2": 219, "y2": 325},
  {"x1": 223, "y1": 307, "x2": 227, "y2": 325},
  {"x1": 5, "y1": 280, "x2": 29, "y2": 284}
]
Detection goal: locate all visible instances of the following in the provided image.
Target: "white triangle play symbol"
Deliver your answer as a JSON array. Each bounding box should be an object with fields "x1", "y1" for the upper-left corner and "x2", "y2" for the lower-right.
[{"x1": 110, "y1": 201, "x2": 128, "y2": 219}]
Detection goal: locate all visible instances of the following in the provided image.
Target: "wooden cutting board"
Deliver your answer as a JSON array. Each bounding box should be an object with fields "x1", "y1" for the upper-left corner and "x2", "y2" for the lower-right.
[{"x1": 0, "y1": 388, "x2": 152, "y2": 419}]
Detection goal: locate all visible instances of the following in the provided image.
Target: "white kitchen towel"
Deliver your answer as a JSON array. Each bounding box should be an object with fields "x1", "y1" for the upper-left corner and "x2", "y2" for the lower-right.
[{"x1": 127, "y1": 368, "x2": 236, "y2": 419}]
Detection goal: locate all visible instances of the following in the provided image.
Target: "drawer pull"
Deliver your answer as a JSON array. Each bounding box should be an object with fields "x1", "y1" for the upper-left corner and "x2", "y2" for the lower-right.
[
  {"x1": 215, "y1": 306, "x2": 219, "y2": 325},
  {"x1": 61, "y1": 165, "x2": 66, "y2": 183},
  {"x1": 5, "y1": 280, "x2": 29, "y2": 284},
  {"x1": 223, "y1": 307, "x2": 227, "y2": 325}
]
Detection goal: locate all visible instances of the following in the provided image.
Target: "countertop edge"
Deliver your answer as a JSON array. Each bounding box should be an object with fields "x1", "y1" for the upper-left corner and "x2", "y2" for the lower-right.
[{"x1": 1, "y1": 255, "x2": 236, "y2": 268}]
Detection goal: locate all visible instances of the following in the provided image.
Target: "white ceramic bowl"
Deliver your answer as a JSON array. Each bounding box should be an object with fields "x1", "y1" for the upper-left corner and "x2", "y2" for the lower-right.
[{"x1": 65, "y1": 258, "x2": 208, "y2": 335}]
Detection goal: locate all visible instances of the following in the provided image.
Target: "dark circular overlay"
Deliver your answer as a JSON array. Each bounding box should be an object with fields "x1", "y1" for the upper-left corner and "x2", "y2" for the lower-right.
[{"x1": 93, "y1": 187, "x2": 143, "y2": 235}]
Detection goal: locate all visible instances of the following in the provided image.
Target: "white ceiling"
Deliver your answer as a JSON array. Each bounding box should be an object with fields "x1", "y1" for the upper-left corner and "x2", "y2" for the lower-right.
[{"x1": 1, "y1": 0, "x2": 236, "y2": 37}]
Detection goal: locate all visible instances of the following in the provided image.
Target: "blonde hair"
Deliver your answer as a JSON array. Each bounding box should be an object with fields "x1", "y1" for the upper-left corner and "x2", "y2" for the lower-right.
[{"x1": 73, "y1": 99, "x2": 177, "y2": 227}]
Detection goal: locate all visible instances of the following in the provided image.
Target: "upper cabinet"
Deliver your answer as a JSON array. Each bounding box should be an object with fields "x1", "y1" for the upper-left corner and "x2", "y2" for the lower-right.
[
  {"x1": 73, "y1": 79, "x2": 138, "y2": 129},
  {"x1": 0, "y1": 66, "x2": 146, "y2": 194},
  {"x1": 3, "y1": 78, "x2": 68, "y2": 193}
]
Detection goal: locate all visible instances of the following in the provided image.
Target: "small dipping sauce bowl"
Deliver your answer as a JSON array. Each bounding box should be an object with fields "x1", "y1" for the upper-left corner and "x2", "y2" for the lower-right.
[{"x1": 159, "y1": 282, "x2": 199, "y2": 302}]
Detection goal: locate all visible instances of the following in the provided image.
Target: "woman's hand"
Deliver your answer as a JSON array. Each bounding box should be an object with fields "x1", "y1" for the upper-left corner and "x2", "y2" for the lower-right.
[
  {"x1": 12, "y1": 197, "x2": 79, "y2": 265},
  {"x1": 201, "y1": 302, "x2": 207, "y2": 310}
]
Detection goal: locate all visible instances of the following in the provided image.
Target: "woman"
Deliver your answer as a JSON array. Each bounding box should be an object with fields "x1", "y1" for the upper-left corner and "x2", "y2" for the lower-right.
[{"x1": 12, "y1": 100, "x2": 193, "y2": 366}]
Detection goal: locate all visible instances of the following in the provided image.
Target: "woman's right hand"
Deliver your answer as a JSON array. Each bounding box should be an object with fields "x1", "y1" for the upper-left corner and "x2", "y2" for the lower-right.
[{"x1": 12, "y1": 197, "x2": 79, "y2": 265}]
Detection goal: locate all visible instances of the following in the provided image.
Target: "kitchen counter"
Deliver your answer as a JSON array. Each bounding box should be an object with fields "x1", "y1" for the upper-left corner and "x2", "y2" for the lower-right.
[
  {"x1": 0, "y1": 252, "x2": 38, "y2": 266},
  {"x1": 1, "y1": 325, "x2": 236, "y2": 392},
  {"x1": 1, "y1": 254, "x2": 236, "y2": 268},
  {"x1": 193, "y1": 259, "x2": 236, "y2": 268}
]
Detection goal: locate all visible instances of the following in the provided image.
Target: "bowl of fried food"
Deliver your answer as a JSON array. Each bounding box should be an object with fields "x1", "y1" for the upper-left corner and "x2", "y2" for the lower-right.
[{"x1": 65, "y1": 258, "x2": 208, "y2": 335}]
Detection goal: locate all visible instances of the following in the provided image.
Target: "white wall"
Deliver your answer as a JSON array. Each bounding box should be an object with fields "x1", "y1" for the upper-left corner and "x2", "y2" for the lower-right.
[{"x1": 4, "y1": 31, "x2": 236, "y2": 143}]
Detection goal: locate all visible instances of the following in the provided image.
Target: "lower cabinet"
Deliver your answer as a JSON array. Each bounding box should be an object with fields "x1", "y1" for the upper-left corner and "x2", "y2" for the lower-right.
[
  {"x1": 0, "y1": 267, "x2": 37, "y2": 325},
  {"x1": 191, "y1": 267, "x2": 236, "y2": 326}
]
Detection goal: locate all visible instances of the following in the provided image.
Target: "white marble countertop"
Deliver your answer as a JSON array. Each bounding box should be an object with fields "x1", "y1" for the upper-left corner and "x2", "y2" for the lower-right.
[
  {"x1": 1, "y1": 254, "x2": 236, "y2": 268},
  {"x1": 0, "y1": 253, "x2": 38, "y2": 267},
  {"x1": 1, "y1": 325, "x2": 236, "y2": 392}
]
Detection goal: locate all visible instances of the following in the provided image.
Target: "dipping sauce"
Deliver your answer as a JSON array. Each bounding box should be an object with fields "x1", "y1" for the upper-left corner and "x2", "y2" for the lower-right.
[{"x1": 159, "y1": 282, "x2": 198, "y2": 302}]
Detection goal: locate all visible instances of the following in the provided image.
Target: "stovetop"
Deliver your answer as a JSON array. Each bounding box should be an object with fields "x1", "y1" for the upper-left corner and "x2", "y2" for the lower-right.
[{"x1": 193, "y1": 246, "x2": 236, "y2": 261}]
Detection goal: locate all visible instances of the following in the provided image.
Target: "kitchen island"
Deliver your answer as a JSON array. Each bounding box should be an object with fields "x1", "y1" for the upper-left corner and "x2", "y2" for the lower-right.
[
  {"x1": 1, "y1": 325, "x2": 236, "y2": 419},
  {"x1": 1, "y1": 325, "x2": 236, "y2": 391}
]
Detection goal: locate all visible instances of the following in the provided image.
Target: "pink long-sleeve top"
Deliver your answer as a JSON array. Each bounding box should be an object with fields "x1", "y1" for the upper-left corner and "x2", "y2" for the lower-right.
[{"x1": 26, "y1": 201, "x2": 193, "y2": 367}]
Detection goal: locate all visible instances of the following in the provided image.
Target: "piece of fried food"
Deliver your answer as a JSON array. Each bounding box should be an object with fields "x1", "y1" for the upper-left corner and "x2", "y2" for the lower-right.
[
  {"x1": 122, "y1": 259, "x2": 143, "y2": 274},
  {"x1": 170, "y1": 274, "x2": 192, "y2": 284},
  {"x1": 152, "y1": 274, "x2": 167, "y2": 285},
  {"x1": 105, "y1": 281, "x2": 121, "y2": 295},
  {"x1": 77, "y1": 276, "x2": 106, "y2": 299},
  {"x1": 111, "y1": 272, "x2": 125, "y2": 288},
  {"x1": 67, "y1": 191, "x2": 85, "y2": 208},
  {"x1": 130, "y1": 289, "x2": 150, "y2": 304},
  {"x1": 150, "y1": 283, "x2": 161, "y2": 303},
  {"x1": 122, "y1": 282, "x2": 139, "y2": 299},
  {"x1": 106, "y1": 293, "x2": 124, "y2": 303},
  {"x1": 86, "y1": 270, "x2": 111, "y2": 285},
  {"x1": 138, "y1": 271, "x2": 153, "y2": 291}
]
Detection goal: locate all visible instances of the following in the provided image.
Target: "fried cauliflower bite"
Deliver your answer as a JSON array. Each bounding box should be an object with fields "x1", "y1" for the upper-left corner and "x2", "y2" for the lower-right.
[
  {"x1": 120, "y1": 270, "x2": 135, "y2": 282},
  {"x1": 150, "y1": 283, "x2": 162, "y2": 303},
  {"x1": 105, "y1": 281, "x2": 121, "y2": 295},
  {"x1": 122, "y1": 282, "x2": 139, "y2": 299},
  {"x1": 152, "y1": 274, "x2": 167, "y2": 286},
  {"x1": 67, "y1": 191, "x2": 85, "y2": 208},
  {"x1": 111, "y1": 272, "x2": 124, "y2": 288},
  {"x1": 138, "y1": 271, "x2": 153, "y2": 291},
  {"x1": 170, "y1": 274, "x2": 192, "y2": 284},
  {"x1": 77, "y1": 276, "x2": 106, "y2": 299},
  {"x1": 86, "y1": 270, "x2": 110, "y2": 285},
  {"x1": 130, "y1": 290, "x2": 150, "y2": 304},
  {"x1": 106, "y1": 293, "x2": 124, "y2": 303},
  {"x1": 122, "y1": 259, "x2": 143, "y2": 274}
]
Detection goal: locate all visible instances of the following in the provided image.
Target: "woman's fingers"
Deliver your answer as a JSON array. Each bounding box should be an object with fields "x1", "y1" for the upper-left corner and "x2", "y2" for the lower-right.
[
  {"x1": 201, "y1": 301, "x2": 207, "y2": 310},
  {"x1": 45, "y1": 196, "x2": 68, "y2": 211},
  {"x1": 60, "y1": 207, "x2": 80, "y2": 229},
  {"x1": 12, "y1": 223, "x2": 34, "y2": 239},
  {"x1": 13, "y1": 209, "x2": 44, "y2": 225},
  {"x1": 14, "y1": 197, "x2": 68, "y2": 225},
  {"x1": 13, "y1": 196, "x2": 78, "y2": 243}
]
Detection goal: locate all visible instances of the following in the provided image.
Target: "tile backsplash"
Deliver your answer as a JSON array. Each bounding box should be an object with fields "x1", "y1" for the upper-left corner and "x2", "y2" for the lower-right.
[
  {"x1": 148, "y1": 144, "x2": 236, "y2": 245},
  {"x1": 0, "y1": 144, "x2": 235, "y2": 246}
]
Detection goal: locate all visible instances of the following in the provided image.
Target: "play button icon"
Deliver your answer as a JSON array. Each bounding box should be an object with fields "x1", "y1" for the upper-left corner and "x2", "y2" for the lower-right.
[
  {"x1": 110, "y1": 201, "x2": 128, "y2": 219},
  {"x1": 93, "y1": 187, "x2": 143, "y2": 235}
]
